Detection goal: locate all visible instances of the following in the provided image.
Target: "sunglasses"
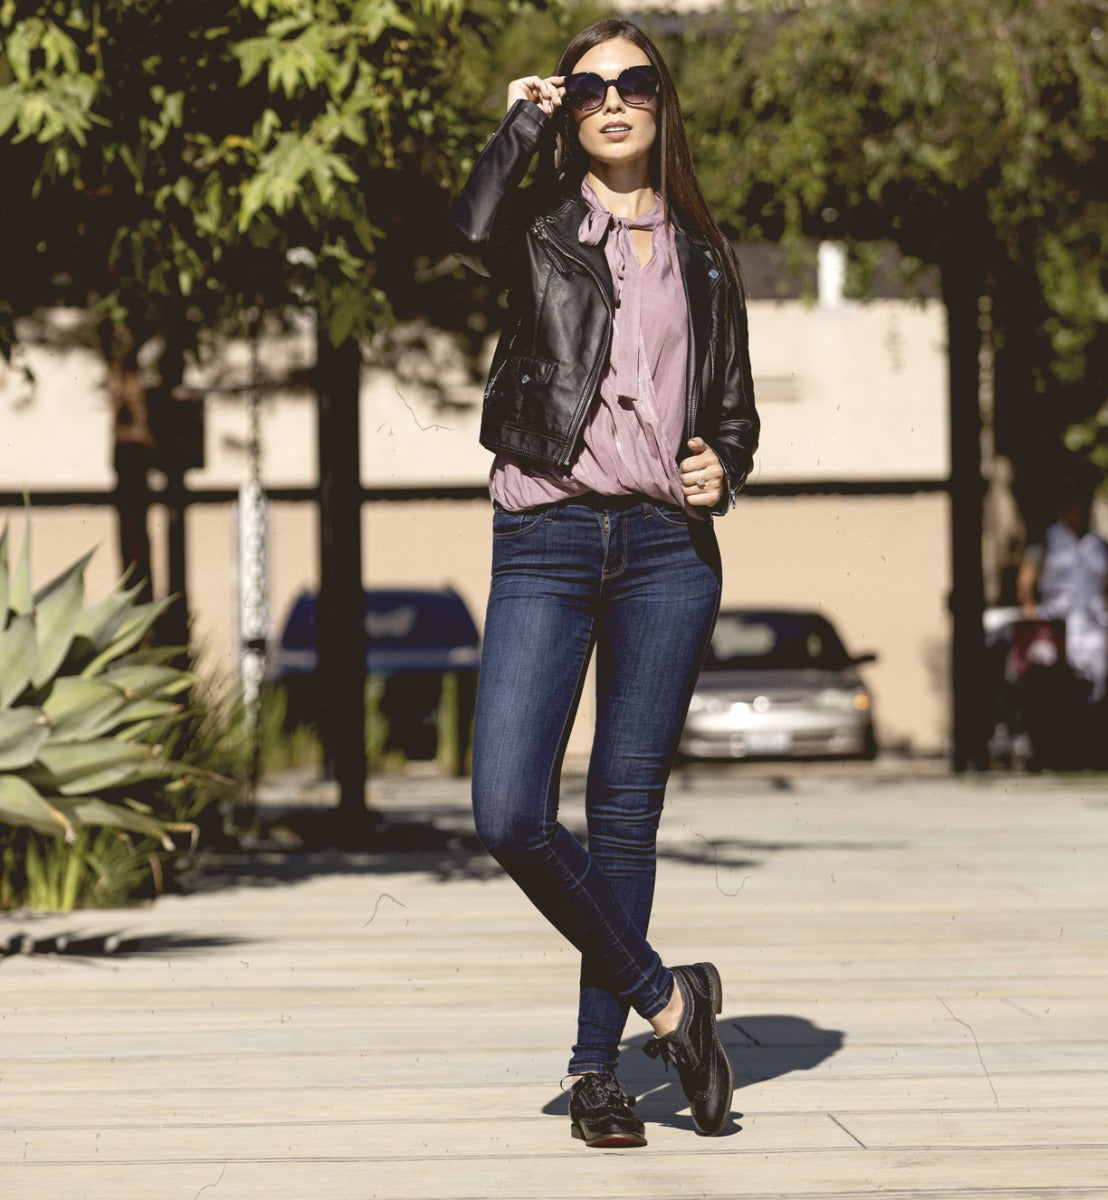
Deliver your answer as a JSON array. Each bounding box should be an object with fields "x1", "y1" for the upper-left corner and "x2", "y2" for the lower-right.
[{"x1": 562, "y1": 65, "x2": 659, "y2": 114}]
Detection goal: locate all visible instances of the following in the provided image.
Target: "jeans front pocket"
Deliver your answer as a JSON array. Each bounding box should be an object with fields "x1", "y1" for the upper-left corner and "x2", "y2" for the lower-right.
[
  {"x1": 492, "y1": 507, "x2": 548, "y2": 538},
  {"x1": 648, "y1": 501, "x2": 693, "y2": 528}
]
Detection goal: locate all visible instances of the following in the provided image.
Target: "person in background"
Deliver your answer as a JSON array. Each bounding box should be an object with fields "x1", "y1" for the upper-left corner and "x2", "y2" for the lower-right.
[
  {"x1": 451, "y1": 17, "x2": 758, "y2": 1149},
  {"x1": 1016, "y1": 475, "x2": 1108, "y2": 764},
  {"x1": 1017, "y1": 477, "x2": 1108, "y2": 700}
]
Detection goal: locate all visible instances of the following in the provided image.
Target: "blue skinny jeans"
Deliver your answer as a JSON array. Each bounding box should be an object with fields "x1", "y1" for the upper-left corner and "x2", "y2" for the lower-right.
[{"x1": 471, "y1": 496, "x2": 722, "y2": 1076}]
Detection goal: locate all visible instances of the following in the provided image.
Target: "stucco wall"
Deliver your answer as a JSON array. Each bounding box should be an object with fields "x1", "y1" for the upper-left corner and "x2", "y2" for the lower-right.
[
  {"x1": 364, "y1": 493, "x2": 951, "y2": 758},
  {"x1": 3, "y1": 292, "x2": 952, "y2": 760},
  {"x1": 6, "y1": 488, "x2": 949, "y2": 761}
]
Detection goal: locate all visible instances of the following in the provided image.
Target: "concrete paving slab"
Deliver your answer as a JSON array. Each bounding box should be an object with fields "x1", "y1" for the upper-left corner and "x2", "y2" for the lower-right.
[{"x1": 1, "y1": 767, "x2": 1106, "y2": 1197}]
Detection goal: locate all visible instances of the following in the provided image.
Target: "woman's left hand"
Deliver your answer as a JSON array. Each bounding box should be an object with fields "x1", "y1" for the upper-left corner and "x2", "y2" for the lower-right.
[{"x1": 681, "y1": 437, "x2": 725, "y2": 511}]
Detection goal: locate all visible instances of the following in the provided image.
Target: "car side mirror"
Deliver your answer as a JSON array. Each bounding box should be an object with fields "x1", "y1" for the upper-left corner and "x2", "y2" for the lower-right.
[{"x1": 852, "y1": 652, "x2": 877, "y2": 667}]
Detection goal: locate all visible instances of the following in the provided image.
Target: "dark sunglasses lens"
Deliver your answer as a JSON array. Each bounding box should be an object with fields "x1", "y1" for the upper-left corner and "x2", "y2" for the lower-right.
[
  {"x1": 618, "y1": 66, "x2": 658, "y2": 104},
  {"x1": 565, "y1": 73, "x2": 605, "y2": 111}
]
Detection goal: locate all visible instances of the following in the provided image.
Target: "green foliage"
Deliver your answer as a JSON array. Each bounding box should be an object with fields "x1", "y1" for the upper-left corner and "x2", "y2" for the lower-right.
[
  {"x1": 1, "y1": 824, "x2": 164, "y2": 911},
  {"x1": 670, "y1": 0, "x2": 1107, "y2": 481},
  {"x1": 231, "y1": 683, "x2": 322, "y2": 774},
  {"x1": 367, "y1": 674, "x2": 388, "y2": 770},
  {"x1": 0, "y1": 0, "x2": 549, "y2": 354},
  {"x1": 0, "y1": 518, "x2": 209, "y2": 910}
]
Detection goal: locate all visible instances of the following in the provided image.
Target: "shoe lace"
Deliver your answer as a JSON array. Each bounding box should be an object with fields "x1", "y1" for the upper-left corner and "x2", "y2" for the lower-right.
[
  {"x1": 580, "y1": 1071, "x2": 637, "y2": 1109},
  {"x1": 643, "y1": 1033, "x2": 685, "y2": 1074}
]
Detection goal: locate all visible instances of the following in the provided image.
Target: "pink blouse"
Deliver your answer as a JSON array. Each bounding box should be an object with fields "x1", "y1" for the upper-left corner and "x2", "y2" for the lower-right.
[{"x1": 489, "y1": 179, "x2": 689, "y2": 511}]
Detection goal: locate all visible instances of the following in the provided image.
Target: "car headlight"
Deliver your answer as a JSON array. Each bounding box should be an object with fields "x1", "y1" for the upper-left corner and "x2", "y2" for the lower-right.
[{"x1": 818, "y1": 688, "x2": 871, "y2": 712}]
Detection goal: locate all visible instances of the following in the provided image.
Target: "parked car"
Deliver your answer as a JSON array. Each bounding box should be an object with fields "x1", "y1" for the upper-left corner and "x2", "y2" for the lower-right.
[
  {"x1": 269, "y1": 586, "x2": 480, "y2": 769},
  {"x1": 679, "y1": 608, "x2": 877, "y2": 761}
]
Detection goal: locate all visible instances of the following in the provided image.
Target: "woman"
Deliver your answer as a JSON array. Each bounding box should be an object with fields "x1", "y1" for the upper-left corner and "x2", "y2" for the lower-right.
[{"x1": 451, "y1": 17, "x2": 759, "y2": 1148}]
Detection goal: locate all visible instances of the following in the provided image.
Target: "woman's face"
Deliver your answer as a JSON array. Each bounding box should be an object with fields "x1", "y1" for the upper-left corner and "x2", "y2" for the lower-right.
[{"x1": 568, "y1": 38, "x2": 658, "y2": 173}]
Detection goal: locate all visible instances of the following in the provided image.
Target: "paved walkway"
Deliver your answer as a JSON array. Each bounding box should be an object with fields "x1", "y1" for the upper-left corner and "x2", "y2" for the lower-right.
[{"x1": 2, "y1": 764, "x2": 1107, "y2": 1199}]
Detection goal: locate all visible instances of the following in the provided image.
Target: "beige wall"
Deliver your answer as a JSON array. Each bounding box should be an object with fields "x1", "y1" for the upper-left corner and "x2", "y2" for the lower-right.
[
  {"x1": 750, "y1": 301, "x2": 948, "y2": 482},
  {"x1": 365, "y1": 493, "x2": 951, "y2": 757},
  {"x1": 714, "y1": 492, "x2": 950, "y2": 754},
  {"x1": 360, "y1": 297, "x2": 949, "y2": 491},
  {"x1": 4, "y1": 295, "x2": 953, "y2": 758},
  {"x1": 8, "y1": 489, "x2": 949, "y2": 759},
  {"x1": 183, "y1": 501, "x2": 320, "y2": 692},
  {"x1": 4, "y1": 507, "x2": 119, "y2": 595},
  {"x1": 0, "y1": 330, "x2": 113, "y2": 490}
]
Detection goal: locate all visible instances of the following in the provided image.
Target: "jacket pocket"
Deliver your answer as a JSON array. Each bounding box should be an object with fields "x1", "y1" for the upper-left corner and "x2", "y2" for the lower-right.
[
  {"x1": 505, "y1": 355, "x2": 556, "y2": 388},
  {"x1": 488, "y1": 354, "x2": 558, "y2": 423}
]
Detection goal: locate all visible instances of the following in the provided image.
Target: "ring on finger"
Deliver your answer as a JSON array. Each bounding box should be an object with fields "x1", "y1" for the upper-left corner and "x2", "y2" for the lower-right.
[{"x1": 696, "y1": 470, "x2": 707, "y2": 490}]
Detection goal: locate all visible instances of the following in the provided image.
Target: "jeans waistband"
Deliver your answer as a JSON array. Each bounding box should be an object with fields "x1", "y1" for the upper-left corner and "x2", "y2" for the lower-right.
[
  {"x1": 559, "y1": 491, "x2": 655, "y2": 511},
  {"x1": 494, "y1": 491, "x2": 677, "y2": 514}
]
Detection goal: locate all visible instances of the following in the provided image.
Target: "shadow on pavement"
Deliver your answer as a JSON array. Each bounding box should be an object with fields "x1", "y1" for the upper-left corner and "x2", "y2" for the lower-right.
[
  {"x1": 541, "y1": 1014, "x2": 844, "y2": 1138},
  {"x1": 180, "y1": 809, "x2": 502, "y2": 893},
  {"x1": 181, "y1": 788, "x2": 903, "y2": 893},
  {"x1": 0, "y1": 929, "x2": 246, "y2": 962}
]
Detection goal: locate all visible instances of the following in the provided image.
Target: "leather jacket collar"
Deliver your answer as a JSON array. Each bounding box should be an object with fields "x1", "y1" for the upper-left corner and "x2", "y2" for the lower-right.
[{"x1": 539, "y1": 192, "x2": 723, "y2": 307}]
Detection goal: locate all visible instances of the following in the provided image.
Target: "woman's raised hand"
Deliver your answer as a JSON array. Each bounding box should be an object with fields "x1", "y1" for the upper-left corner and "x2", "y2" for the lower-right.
[{"x1": 506, "y1": 75, "x2": 565, "y2": 116}]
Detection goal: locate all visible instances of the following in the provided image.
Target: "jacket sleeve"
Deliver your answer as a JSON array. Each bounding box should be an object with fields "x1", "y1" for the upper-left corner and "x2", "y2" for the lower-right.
[
  {"x1": 450, "y1": 100, "x2": 550, "y2": 283},
  {"x1": 708, "y1": 274, "x2": 760, "y2": 516}
]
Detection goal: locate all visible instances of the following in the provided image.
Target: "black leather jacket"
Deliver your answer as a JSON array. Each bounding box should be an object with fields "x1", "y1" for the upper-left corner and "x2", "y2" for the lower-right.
[{"x1": 451, "y1": 100, "x2": 759, "y2": 514}]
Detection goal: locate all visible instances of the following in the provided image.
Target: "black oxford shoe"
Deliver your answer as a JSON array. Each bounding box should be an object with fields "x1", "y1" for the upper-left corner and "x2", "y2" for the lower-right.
[
  {"x1": 643, "y1": 962, "x2": 733, "y2": 1135},
  {"x1": 568, "y1": 1072, "x2": 647, "y2": 1148}
]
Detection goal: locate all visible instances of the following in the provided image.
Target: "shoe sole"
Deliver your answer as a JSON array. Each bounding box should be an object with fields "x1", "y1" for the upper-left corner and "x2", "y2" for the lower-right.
[
  {"x1": 571, "y1": 1123, "x2": 647, "y2": 1148},
  {"x1": 694, "y1": 961, "x2": 734, "y2": 1137}
]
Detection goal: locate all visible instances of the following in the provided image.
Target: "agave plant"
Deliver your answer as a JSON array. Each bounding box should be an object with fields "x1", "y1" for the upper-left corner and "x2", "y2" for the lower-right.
[{"x1": 0, "y1": 518, "x2": 198, "y2": 867}]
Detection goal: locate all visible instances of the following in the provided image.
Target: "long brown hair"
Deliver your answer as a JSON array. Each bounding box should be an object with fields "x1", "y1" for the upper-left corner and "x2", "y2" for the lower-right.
[{"x1": 537, "y1": 17, "x2": 743, "y2": 301}]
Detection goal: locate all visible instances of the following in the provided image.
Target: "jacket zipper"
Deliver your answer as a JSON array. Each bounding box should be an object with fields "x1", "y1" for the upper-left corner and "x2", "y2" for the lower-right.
[
  {"x1": 535, "y1": 219, "x2": 613, "y2": 468},
  {"x1": 683, "y1": 261, "x2": 725, "y2": 444},
  {"x1": 483, "y1": 328, "x2": 518, "y2": 401}
]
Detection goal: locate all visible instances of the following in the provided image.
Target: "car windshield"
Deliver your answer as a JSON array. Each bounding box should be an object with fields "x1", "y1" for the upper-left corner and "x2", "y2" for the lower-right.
[{"x1": 704, "y1": 612, "x2": 851, "y2": 671}]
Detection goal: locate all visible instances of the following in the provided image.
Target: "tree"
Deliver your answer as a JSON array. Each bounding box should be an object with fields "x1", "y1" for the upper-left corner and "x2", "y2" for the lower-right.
[
  {"x1": 0, "y1": 0, "x2": 543, "y2": 821},
  {"x1": 676, "y1": 0, "x2": 1106, "y2": 480},
  {"x1": 664, "y1": 0, "x2": 1107, "y2": 766}
]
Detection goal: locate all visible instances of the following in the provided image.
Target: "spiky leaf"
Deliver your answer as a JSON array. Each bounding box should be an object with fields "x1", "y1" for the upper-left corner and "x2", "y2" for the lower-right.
[
  {"x1": 110, "y1": 645, "x2": 187, "y2": 668},
  {"x1": 56, "y1": 758, "x2": 172, "y2": 796},
  {"x1": 41, "y1": 677, "x2": 129, "y2": 743},
  {"x1": 99, "y1": 663, "x2": 193, "y2": 700},
  {"x1": 9, "y1": 512, "x2": 33, "y2": 616},
  {"x1": 56, "y1": 797, "x2": 187, "y2": 851},
  {"x1": 81, "y1": 597, "x2": 174, "y2": 677},
  {"x1": 31, "y1": 551, "x2": 91, "y2": 687},
  {"x1": 0, "y1": 706, "x2": 49, "y2": 770},
  {"x1": 112, "y1": 698, "x2": 185, "y2": 730},
  {"x1": 24, "y1": 739, "x2": 159, "y2": 794},
  {"x1": 119, "y1": 716, "x2": 182, "y2": 742},
  {"x1": 73, "y1": 579, "x2": 144, "y2": 651},
  {"x1": 0, "y1": 612, "x2": 38, "y2": 709},
  {"x1": 0, "y1": 776, "x2": 74, "y2": 841},
  {"x1": 0, "y1": 524, "x2": 9, "y2": 631}
]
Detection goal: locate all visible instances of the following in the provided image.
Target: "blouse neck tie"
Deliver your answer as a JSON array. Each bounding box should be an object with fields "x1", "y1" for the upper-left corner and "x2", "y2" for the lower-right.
[{"x1": 578, "y1": 179, "x2": 665, "y2": 403}]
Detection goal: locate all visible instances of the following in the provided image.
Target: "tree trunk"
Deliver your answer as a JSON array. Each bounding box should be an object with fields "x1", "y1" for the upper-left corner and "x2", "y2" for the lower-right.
[
  {"x1": 992, "y1": 259, "x2": 1053, "y2": 539},
  {"x1": 941, "y1": 235, "x2": 990, "y2": 772},
  {"x1": 153, "y1": 336, "x2": 190, "y2": 654},
  {"x1": 315, "y1": 328, "x2": 369, "y2": 829},
  {"x1": 108, "y1": 330, "x2": 153, "y2": 604}
]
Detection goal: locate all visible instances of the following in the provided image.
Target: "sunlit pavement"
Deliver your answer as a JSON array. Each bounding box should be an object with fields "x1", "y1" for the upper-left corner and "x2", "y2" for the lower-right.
[{"x1": 2, "y1": 762, "x2": 1106, "y2": 1198}]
